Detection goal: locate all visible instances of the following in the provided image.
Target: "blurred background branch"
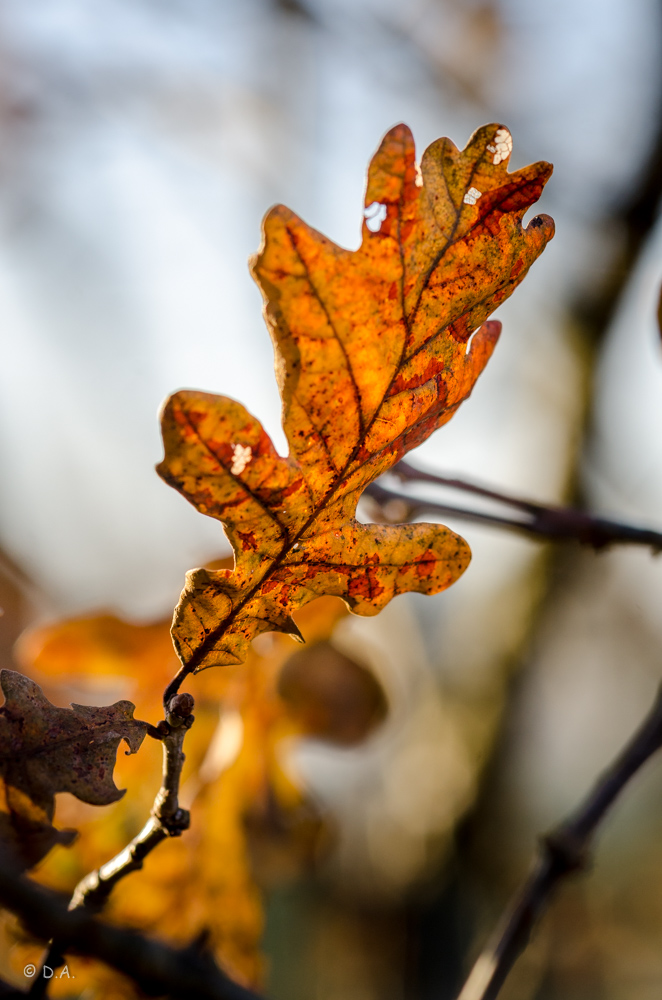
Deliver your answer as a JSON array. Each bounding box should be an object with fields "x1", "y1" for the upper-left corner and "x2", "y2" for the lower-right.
[
  {"x1": 458, "y1": 682, "x2": 662, "y2": 1000},
  {"x1": 364, "y1": 462, "x2": 662, "y2": 551}
]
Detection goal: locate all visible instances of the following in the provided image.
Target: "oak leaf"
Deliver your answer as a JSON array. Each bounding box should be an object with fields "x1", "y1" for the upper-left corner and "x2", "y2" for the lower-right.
[
  {"x1": 158, "y1": 122, "x2": 554, "y2": 674},
  {"x1": 0, "y1": 669, "x2": 148, "y2": 869}
]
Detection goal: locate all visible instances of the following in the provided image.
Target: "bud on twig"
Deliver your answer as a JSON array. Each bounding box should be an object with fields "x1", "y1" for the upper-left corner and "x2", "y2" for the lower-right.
[{"x1": 166, "y1": 693, "x2": 195, "y2": 728}]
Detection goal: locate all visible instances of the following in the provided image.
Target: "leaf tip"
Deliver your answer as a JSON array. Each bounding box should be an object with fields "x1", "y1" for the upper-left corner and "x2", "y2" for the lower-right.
[
  {"x1": 283, "y1": 616, "x2": 305, "y2": 644},
  {"x1": 526, "y1": 212, "x2": 555, "y2": 239},
  {"x1": 382, "y1": 121, "x2": 414, "y2": 144}
]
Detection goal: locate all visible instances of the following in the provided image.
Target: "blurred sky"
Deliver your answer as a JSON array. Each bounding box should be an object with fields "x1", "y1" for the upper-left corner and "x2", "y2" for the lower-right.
[{"x1": 0, "y1": 0, "x2": 660, "y2": 620}]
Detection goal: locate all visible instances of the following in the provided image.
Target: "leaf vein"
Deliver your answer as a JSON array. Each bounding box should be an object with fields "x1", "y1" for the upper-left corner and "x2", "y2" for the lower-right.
[{"x1": 284, "y1": 224, "x2": 366, "y2": 437}]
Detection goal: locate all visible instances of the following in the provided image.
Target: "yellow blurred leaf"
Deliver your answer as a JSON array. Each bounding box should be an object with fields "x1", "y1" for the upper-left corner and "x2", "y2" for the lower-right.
[{"x1": 10, "y1": 596, "x2": 357, "y2": 995}]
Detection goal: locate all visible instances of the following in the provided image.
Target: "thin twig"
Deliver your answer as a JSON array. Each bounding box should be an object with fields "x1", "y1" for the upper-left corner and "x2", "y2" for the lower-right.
[
  {"x1": 31, "y1": 693, "x2": 195, "y2": 994},
  {"x1": 456, "y1": 682, "x2": 662, "y2": 1000},
  {"x1": 0, "y1": 847, "x2": 262, "y2": 1000},
  {"x1": 361, "y1": 461, "x2": 662, "y2": 551},
  {"x1": 72, "y1": 691, "x2": 194, "y2": 910}
]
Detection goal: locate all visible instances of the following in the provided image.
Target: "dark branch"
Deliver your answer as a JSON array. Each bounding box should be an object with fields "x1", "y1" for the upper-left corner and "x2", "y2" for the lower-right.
[
  {"x1": 0, "y1": 848, "x2": 262, "y2": 1000},
  {"x1": 361, "y1": 461, "x2": 662, "y2": 551},
  {"x1": 456, "y1": 682, "x2": 662, "y2": 1000}
]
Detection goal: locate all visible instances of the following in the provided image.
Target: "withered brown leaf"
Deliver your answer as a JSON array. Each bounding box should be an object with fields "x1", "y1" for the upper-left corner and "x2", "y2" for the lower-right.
[{"x1": 0, "y1": 669, "x2": 148, "y2": 869}]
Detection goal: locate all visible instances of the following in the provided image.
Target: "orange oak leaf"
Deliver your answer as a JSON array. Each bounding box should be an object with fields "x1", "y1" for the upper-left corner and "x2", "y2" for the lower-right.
[
  {"x1": 158, "y1": 122, "x2": 554, "y2": 680},
  {"x1": 0, "y1": 670, "x2": 148, "y2": 869}
]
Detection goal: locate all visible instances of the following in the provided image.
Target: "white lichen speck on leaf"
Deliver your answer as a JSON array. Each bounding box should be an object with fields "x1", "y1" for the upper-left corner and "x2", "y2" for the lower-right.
[
  {"x1": 364, "y1": 201, "x2": 388, "y2": 233},
  {"x1": 486, "y1": 128, "x2": 512, "y2": 166},
  {"x1": 463, "y1": 187, "x2": 482, "y2": 206},
  {"x1": 231, "y1": 443, "x2": 252, "y2": 476}
]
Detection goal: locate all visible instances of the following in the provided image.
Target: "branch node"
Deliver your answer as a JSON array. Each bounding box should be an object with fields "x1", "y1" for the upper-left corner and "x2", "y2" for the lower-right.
[
  {"x1": 541, "y1": 828, "x2": 589, "y2": 875},
  {"x1": 166, "y1": 692, "x2": 195, "y2": 728},
  {"x1": 160, "y1": 807, "x2": 190, "y2": 837}
]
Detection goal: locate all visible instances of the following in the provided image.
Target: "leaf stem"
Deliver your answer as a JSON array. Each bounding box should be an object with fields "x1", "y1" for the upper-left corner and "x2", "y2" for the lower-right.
[
  {"x1": 455, "y1": 682, "x2": 662, "y2": 1000},
  {"x1": 163, "y1": 665, "x2": 190, "y2": 707}
]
